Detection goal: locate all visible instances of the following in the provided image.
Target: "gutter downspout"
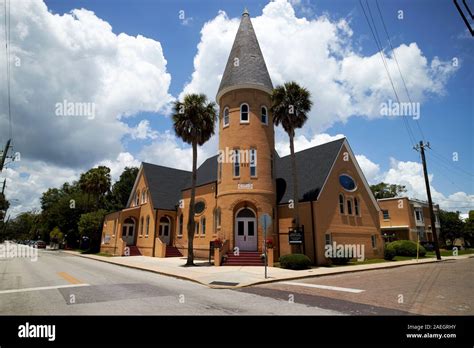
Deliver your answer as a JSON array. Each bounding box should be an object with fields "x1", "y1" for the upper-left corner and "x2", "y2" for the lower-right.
[{"x1": 310, "y1": 200, "x2": 317, "y2": 265}]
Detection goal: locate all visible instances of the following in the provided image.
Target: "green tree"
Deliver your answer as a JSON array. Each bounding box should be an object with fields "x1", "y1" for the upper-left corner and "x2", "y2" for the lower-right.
[
  {"x1": 49, "y1": 226, "x2": 64, "y2": 248},
  {"x1": 108, "y1": 167, "x2": 139, "y2": 210},
  {"x1": 463, "y1": 211, "x2": 473, "y2": 247},
  {"x1": 79, "y1": 166, "x2": 111, "y2": 209},
  {"x1": 370, "y1": 182, "x2": 407, "y2": 199},
  {"x1": 172, "y1": 93, "x2": 217, "y2": 266},
  {"x1": 439, "y1": 210, "x2": 464, "y2": 247},
  {"x1": 271, "y1": 81, "x2": 313, "y2": 230},
  {"x1": 78, "y1": 209, "x2": 107, "y2": 252}
]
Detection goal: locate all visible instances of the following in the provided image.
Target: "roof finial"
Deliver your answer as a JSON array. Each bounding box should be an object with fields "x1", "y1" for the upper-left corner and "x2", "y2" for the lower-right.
[{"x1": 243, "y1": 7, "x2": 249, "y2": 16}]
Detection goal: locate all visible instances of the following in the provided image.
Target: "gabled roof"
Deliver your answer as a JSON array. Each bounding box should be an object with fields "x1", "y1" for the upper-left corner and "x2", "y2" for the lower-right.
[
  {"x1": 183, "y1": 155, "x2": 219, "y2": 189},
  {"x1": 216, "y1": 10, "x2": 273, "y2": 102},
  {"x1": 275, "y1": 138, "x2": 345, "y2": 204},
  {"x1": 142, "y1": 163, "x2": 190, "y2": 210}
]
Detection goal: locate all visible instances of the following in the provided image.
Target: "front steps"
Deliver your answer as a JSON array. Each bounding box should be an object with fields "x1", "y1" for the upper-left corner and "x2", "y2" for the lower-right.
[
  {"x1": 166, "y1": 246, "x2": 183, "y2": 257},
  {"x1": 128, "y1": 246, "x2": 141, "y2": 256},
  {"x1": 222, "y1": 251, "x2": 264, "y2": 266}
]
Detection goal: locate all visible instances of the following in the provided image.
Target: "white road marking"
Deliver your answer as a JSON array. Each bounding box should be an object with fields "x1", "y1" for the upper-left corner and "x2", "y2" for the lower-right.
[
  {"x1": 0, "y1": 283, "x2": 90, "y2": 295},
  {"x1": 281, "y1": 281, "x2": 365, "y2": 293}
]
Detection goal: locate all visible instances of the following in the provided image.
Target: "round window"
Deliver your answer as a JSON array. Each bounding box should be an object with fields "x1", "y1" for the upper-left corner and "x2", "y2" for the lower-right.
[
  {"x1": 194, "y1": 201, "x2": 206, "y2": 214},
  {"x1": 339, "y1": 174, "x2": 356, "y2": 191}
]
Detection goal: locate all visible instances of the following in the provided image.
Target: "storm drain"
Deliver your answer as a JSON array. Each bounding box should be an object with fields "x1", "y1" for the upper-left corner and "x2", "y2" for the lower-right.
[{"x1": 209, "y1": 281, "x2": 239, "y2": 287}]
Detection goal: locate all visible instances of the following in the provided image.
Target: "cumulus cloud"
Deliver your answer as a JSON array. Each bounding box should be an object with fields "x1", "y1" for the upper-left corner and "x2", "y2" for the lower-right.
[
  {"x1": 275, "y1": 132, "x2": 345, "y2": 156},
  {"x1": 181, "y1": 0, "x2": 457, "y2": 133},
  {"x1": 96, "y1": 152, "x2": 141, "y2": 181},
  {"x1": 0, "y1": 0, "x2": 172, "y2": 168},
  {"x1": 128, "y1": 120, "x2": 159, "y2": 140}
]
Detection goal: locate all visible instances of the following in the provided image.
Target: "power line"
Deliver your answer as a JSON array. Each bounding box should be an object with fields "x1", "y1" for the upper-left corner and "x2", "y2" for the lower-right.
[
  {"x1": 425, "y1": 152, "x2": 473, "y2": 193},
  {"x1": 359, "y1": 0, "x2": 417, "y2": 147},
  {"x1": 429, "y1": 148, "x2": 473, "y2": 178},
  {"x1": 374, "y1": 0, "x2": 426, "y2": 142},
  {"x1": 3, "y1": 0, "x2": 12, "y2": 139}
]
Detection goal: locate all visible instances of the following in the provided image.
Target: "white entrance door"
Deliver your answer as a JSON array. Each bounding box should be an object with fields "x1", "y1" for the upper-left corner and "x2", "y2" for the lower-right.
[
  {"x1": 235, "y1": 212, "x2": 257, "y2": 251},
  {"x1": 122, "y1": 221, "x2": 135, "y2": 246},
  {"x1": 158, "y1": 216, "x2": 171, "y2": 245}
]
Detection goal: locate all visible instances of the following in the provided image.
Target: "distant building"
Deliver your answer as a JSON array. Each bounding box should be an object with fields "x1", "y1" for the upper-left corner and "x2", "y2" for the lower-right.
[
  {"x1": 100, "y1": 10, "x2": 383, "y2": 265},
  {"x1": 378, "y1": 197, "x2": 441, "y2": 243}
]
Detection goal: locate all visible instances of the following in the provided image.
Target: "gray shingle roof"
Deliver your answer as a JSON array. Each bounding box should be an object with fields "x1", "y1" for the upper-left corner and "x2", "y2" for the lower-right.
[
  {"x1": 275, "y1": 138, "x2": 345, "y2": 204},
  {"x1": 142, "y1": 163, "x2": 191, "y2": 210},
  {"x1": 141, "y1": 138, "x2": 345, "y2": 210},
  {"x1": 217, "y1": 11, "x2": 273, "y2": 100}
]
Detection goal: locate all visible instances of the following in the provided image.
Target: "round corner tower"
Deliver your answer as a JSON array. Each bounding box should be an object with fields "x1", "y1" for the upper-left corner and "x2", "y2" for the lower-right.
[{"x1": 215, "y1": 9, "x2": 276, "y2": 252}]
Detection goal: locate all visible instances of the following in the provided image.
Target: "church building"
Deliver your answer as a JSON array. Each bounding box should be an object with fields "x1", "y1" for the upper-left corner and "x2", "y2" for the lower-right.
[{"x1": 100, "y1": 10, "x2": 383, "y2": 265}]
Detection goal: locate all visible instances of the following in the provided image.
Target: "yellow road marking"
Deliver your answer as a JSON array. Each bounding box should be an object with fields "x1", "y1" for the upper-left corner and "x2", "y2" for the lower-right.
[{"x1": 57, "y1": 272, "x2": 82, "y2": 284}]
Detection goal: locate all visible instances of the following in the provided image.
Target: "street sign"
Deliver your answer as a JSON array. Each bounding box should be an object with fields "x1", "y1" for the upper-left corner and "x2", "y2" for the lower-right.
[{"x1": 259, "y1": 213, "x2": 272, "y2": 230}]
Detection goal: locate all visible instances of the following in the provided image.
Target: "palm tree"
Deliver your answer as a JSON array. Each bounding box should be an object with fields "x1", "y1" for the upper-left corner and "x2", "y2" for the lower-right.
[
  {"x1": 172, "y1": 93, "x2": 217, "y2": 266},
  {"x1": 271, "y1": 81, "x2": 313, "y2": 233}
]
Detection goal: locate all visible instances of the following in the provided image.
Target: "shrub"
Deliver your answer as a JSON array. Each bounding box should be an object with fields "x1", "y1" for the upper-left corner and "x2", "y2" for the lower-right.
[
  {"x1": 279, "y1": 253, "x2": 312, "y2": 270},
  {"x1": 329, "y1": 257, "x2": 351, "y2": 265},
  {"x1": 387, "y1": 240, "x2": 426, "y2": 257},
  {"x1": 384, "y1": 244, "x2": 396, "y2": 260}
]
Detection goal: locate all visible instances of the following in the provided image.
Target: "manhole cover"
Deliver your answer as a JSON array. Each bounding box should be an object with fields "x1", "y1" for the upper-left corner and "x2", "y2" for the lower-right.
[{"x1": 209, "y1": 281, "x2": 239, "y2": 286}]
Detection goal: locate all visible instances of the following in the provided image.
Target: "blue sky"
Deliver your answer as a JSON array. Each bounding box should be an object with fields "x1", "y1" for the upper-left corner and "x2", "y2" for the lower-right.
[{"x1": 1, "y1": 0, "x2": 472, "y2": 215}]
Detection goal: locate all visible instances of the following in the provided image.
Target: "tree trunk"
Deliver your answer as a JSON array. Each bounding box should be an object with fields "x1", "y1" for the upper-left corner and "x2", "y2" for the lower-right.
[
  {"x1": 289, "y1": 130, "x2": 300, "y2": 228},
  {"x1": 186, "y1": 141, "x2": 198, "y2": 266}
]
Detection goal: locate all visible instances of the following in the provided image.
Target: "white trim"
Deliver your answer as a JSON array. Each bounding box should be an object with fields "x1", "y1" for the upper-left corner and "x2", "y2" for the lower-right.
[
  {"x1": 223, "y1": 106, "x2": 230, "y2": 128},
  {"x1": 126, "y1": 164, "x2": 144, "y2": 208},
  {"x1": 260, "y1": 105, "x2": 268, "y2": 125},
  {"x1": 216, "y1": 84, "x2": 272, "y2": 104},
  {"x1": 0, "y1": 284, "x2": 90, "y2": 295},
  {"x1": 381, "y1": 226, "x2": 410, "y2": 230}
]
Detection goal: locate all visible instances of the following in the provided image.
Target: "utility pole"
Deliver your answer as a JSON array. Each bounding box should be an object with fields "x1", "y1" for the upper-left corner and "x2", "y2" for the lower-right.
[
  {"x1": 414, "y1": 141, "x2": 441, "y2": 260},
  {"x1": 0, "y1": 139, "x2": 11, "y2": 172}
]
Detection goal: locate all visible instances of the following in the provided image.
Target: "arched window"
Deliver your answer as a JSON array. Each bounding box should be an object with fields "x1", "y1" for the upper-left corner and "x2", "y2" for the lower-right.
[
  {"x1": 135, "y1": 190, "x2": 140, "y2": 206},
  {"x1": 237, "y1": 208, "x2": 255, "y2": 218},
  {"x1": 140, "y1": 217, "x2": 144, "y2": 235},
  {"x1": 233, "y1": 149, "x2": 240, "y2": 177},
  {"x1": 218, "y1": 161, "x2": 222, "y2": 181},
  {"x1": 347, "y1": 198, "x2": 353, "y2": 215},
  {"x1": 201, "y1": 217, "x2": 206, "y2": 235},
  {"x1": 178, "y1": 214, "x2": 183, "y2": 236},
  {"x1": 141, "y1": 189, "x2": 147, "y2": 204},
  {"x1": 159, "y1": 216, "x2": 170, "y2": 237},
  {"x1": 354, "y1": 197, "x2": 360, "y2": 216},
  {"x1": 223, "y1": 107, "x2": 230, "y2": 127},
  {"x1": 339, "y1": 194, "x2": 345, "y2": 214},
  {"x1": 240, "y1": 103, "x2": 249, "y2": 123},
  {"x1": 261, "y1": 106, "x2": 268, "y2": 124}
]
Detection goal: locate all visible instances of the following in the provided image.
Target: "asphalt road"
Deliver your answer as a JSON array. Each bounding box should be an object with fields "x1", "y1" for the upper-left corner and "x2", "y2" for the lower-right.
[
  {"x1": 0, "y1": 245, "x2": 338, "y2": 315},
  {"x1": 1, "y1": 244, "x2": 472, "y2": 316},
  {"x1": 240, "y1": 257, "x2": 474, "y2": 315}
]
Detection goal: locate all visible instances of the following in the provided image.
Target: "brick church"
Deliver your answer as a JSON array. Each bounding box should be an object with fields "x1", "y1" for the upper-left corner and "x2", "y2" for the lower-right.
[{"x1": 101, "y1": 9, "x2": 383, "y2": 265}]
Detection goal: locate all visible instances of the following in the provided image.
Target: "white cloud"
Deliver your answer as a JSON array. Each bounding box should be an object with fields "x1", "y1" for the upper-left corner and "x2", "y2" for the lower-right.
[
  {"x1": 3, "y1": 161, "x2": 79, "y2": 218},
  {"x1": 96, "y1": 152, "x2": 141, "y2": 181},
  {"x1": 355, "y1": 154, "x2": 381, "y2": 183},
  {"x1": 181, "y1": 0, "x2": 456, "y2": 133},
  {"x1": 0, "y1": 0, "x2": 172, "y2": 168},
  {"x1": 275, "y1": 132, "x2": 345, "y2": 156},
  {"x1": 128, "y1": 120, "x2": 159, "y2": 140}
]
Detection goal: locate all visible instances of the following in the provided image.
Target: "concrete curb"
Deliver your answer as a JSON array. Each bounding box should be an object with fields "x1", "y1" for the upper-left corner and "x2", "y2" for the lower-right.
[{"x1": 61, "y1": 250, "x2": 474, "y2": 289}]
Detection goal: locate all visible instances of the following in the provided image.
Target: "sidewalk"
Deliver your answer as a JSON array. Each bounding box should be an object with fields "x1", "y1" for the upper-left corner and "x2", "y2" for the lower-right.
[{"x1": 61, "y1": 250, "x2": 473, "y2": 289}]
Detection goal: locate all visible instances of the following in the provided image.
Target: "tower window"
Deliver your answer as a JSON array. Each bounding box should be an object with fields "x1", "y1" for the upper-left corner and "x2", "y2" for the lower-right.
[
  {"x1": 223, "y1": 107, "x2": 229, "y2": 127},
  {"x1": 218, "y1": 161, "x2": 222, "y2": 181},
  {"x1": 250, "y1": 148, "x2": 257, "y2": 177},
  {"x1": 233, "y1": 149, "x2": 240, "y2": 177},
  {"x1": 261, "y1": 106, "x2": 268, "y2": 125},
  {"x1": 240, "y1": 103, "x2": 249, "y2": 123}
]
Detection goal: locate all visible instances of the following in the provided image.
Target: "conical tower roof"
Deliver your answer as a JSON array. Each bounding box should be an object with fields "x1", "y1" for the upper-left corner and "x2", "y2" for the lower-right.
[{"x1": 216, "y1": 9, "x2": 273, "y2": 103}]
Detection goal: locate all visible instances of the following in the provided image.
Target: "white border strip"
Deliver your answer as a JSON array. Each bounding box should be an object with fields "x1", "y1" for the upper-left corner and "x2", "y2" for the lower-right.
[
  {"x1": 281, "y1": 281, "x2": 364, "y2": 293},
  {"x1": 0, "y1": 283, "x2": 90, "y2": 295}
]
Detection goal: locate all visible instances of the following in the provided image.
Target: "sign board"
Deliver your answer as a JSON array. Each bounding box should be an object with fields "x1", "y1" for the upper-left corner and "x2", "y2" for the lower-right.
[
  {"x1": 259, "y1": 213, "x2": 272, "y2": 230},
  {"x1": 104, "y1": 234, "x2": 111, "y2": 244},
  {"x1": 289, "y1": 228, "x2": 303, "y2": 244},
  {"x1": 237, "y1": 183, "x2": 253, "y2": 190}
]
